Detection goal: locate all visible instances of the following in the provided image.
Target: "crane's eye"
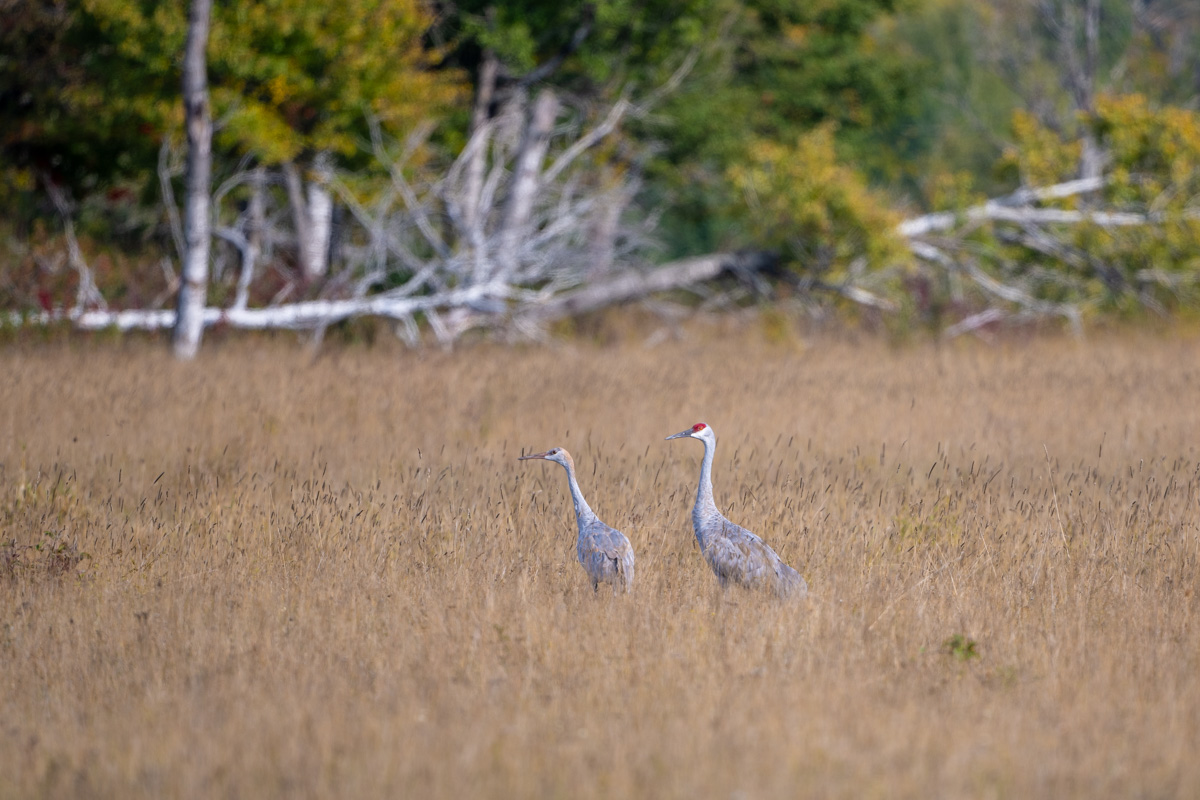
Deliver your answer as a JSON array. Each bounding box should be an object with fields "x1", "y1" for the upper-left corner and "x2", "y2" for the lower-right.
[{"x1": 693, "y1": 423, "x2": 706, "y2": 432}]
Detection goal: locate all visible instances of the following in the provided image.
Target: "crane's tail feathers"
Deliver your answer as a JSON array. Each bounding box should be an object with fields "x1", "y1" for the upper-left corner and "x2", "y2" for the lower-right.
[{"x1": 776, "y1": 564, "x2": 809, "y2": 599}]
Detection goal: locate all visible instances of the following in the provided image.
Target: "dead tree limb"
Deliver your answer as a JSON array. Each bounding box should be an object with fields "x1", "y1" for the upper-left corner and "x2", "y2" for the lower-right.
[
  {"x1": 516, "y1": 251, "x2": 777, "y2": 324},
  {"x1": 898, "y1": 177, "x2": 1108, "y2": 236},
  {"x1": 41, "y1": 176, "x2": 106, "y2": 312}
]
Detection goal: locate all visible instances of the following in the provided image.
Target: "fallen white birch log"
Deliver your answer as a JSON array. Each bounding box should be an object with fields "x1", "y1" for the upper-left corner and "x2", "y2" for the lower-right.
[{"x1": 6, "y1": 282, "x2": 514, "y2": 332}]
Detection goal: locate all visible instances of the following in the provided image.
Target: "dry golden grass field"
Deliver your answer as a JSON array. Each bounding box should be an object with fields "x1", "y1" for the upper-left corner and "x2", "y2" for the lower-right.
[{"x1": 2, "y1": 321, "x2": 1199, "y2": 798}]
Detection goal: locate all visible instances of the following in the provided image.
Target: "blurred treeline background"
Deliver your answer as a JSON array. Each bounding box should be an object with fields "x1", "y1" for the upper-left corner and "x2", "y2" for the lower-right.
[{"x1": 3, "y1": 0, "x2": 1200, "y2": 342}]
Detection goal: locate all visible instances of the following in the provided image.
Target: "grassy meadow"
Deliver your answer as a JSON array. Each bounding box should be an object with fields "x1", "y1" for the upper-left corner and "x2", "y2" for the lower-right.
[{"x1": 1, "y1": 320, "x2": 1199, "y2": 798}]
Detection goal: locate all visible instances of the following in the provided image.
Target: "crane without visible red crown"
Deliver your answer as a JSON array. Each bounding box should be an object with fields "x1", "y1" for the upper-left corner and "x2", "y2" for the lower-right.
[
  {"x1": 518, "y1": 447, "x2": 635, "y2": 594},
  {"x1": 666, "y1": 422, "x2": 807, "y2": 598}
]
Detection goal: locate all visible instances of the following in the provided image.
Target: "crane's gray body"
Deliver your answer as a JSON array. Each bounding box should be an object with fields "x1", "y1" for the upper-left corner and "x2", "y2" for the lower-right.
[
  {"x1": 577, "y1": 517, "x2": 636, "y2": 593},
  {"x1": 520, "y1": 447, "x2": 634, "y2": 593},
  {"x1": 669, "y1": 424, "x2": 807, "y2": 599},
  {"x1": 693, "y1": 506, "x2": 806, "y2": 596}
]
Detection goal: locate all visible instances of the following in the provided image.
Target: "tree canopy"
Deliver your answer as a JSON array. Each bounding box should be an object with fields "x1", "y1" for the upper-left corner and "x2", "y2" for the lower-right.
[
  {"x1": 1, "y1": 0, "x2": 465, "y2": 192},
  {"x1": 2, "y1": 0, "x2": 1200, "y2": 336}
]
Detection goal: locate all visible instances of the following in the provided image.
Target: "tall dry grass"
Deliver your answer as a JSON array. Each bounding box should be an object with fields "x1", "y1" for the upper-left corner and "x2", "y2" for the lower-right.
[{"x1": 1, "y1": 323, "x2": 1198, "y2": 798}]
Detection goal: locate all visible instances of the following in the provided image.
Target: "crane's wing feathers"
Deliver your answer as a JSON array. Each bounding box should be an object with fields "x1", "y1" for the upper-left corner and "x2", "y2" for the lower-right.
[
  {"x1": 578, "y1": 519, "x2": 635, "y2": 592},
  {"x1": 584, "y1": 521, "x2": 633, "y2": 560},
  {"x1": 702, "y1": 517, "x2": 806, "y2": 597}
]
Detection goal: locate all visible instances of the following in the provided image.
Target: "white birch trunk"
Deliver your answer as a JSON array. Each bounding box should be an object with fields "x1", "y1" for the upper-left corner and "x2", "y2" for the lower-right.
[
  {"x1": 463, "y1": 51, "x2": 498, "y2": 231},
  {"x1": 284, "y1": 154, "x2": 334, "y2": 282},
  {"x1": 307, "y1": 151, "x2": 334, "y2": 276},
  {"x1": 587, "y1": 177, "x2": 629, "y2": 280},
  {"x1": 496, "y1": 89, "x2": 559, "y2": 278},
  {"x1": 172, "y1": 0, "x2": 213, "y2": 360}
]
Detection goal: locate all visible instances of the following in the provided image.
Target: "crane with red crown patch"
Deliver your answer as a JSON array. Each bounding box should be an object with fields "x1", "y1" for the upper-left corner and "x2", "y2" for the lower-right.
[{"x1": 666, "y1": 422, "x2": 807, "y2": 598}]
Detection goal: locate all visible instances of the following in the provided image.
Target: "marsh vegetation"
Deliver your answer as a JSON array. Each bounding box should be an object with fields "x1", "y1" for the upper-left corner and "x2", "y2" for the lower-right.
[{"x1": 2, "y1": 323, "x2": 1198, "y2": 797}]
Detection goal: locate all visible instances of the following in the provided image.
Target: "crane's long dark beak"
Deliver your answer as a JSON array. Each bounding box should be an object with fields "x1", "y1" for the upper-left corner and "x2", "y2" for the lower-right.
[
  {"x1": 518, "y1": 451, "x2": 550, "y2": 461},
  {"x1": 665, "y1": 429, "x2": 694, "y2": 441}
]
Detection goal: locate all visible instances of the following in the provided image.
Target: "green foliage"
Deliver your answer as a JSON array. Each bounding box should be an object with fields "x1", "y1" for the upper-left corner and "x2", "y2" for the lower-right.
[
  {"x1": 725, "y1": 125, "x2": 909, "y2": 277},
  {"x1": 209, "y1": 0, "x2": 465, "y2": 164},
  {"x1": 1092, "y1": 95, "x2": 1200, "y2": 310},
  {"x1": 6, "y1": 0, "x2": 1200, "y2": 328},
  {"x1": 924, "y1": 170, "x2": 986, "y2": 213},
  {"x1": 0, "y1": 0, "x2": 179, "y2": 193},
  {"x1": 982, "y1": 95, "x2": 1200, "y2": 313},
  {"x1": 658, "y1": 0, "x2": 923, "y2": 160},
  {"x1": 869, "y1": 0, "x2": 1023, "y2": 202},
  {"x1": 433, "y1": 1, "x2": 931, "y2": 258},
  {"x1": 1, "y1": 531, "x2": 91, "y2": 578},
  {"x1": 0, "y1": 0, "x2": 465, "y2": 311},
  {"x1": 1, "y1": 0, "x2": 464, "y2": 188},
  {"x1": 1002, "y1": 109, "x2": 1082, "y2": 188},
  {"x1": 942, "y1": 633, "x2": 979, "y2": 662},
  {"x1": 4, "y1": 0, "x2": 928, "y2": 268},
  {"x1": 1096, "y1": 94, "x2": 1200, "y2": 207},
  {"x1": 868, "y1": 0, "x2": 1200, "y2": 209},
  {"x1": 648, "y1": 0, "x2": 929, "y2": 255},
  {"x1": 441, "y1": 0, "x2": 715, "y2": 92},
  {"x1": 35, "y1": 530, "x2": 90, "y2": 576},
  {"x1": 74, "y1": 0, "x2": 466, "y2": 166}
]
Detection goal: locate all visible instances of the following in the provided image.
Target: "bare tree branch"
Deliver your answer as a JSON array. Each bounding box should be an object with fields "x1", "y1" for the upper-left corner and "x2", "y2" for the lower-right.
[
  {"x1": 158, "y1": 139, "x2": 186, "y2": 265},
  {"x1": 42, "y1": 176, "x2": 106, "y2": 312},
  {"x1": 898, "y1": 177, "x2": 1109, "y2": 236},
  {"x1": 542, "y1": 94, "x2": 630, "y2": 186}
]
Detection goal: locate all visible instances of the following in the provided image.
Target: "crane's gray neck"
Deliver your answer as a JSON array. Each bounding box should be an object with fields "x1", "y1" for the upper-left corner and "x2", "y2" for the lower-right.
[
  {"x1": 562, "y1": 461, "x2": 598, "y2": 528},
  {"x1": 693, "y1": 436, "x2": 719, "y2": 534}
]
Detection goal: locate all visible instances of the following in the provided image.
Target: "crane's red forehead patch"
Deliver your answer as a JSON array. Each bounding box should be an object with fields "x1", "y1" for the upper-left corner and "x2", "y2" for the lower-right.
[{"x1": 692, "y1": 423, "x2": 707, "y2": 431}]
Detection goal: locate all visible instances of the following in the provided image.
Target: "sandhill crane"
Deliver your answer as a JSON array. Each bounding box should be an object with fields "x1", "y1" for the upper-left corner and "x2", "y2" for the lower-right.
[
  {"x1": 666, "y1": 423, "x2": 807, "y2": 598},
  {"x1": 518, "y1": 447, "x2": 635, "y2": 593}
]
